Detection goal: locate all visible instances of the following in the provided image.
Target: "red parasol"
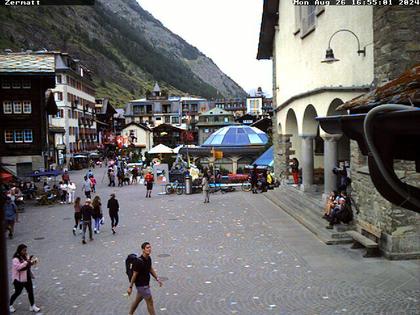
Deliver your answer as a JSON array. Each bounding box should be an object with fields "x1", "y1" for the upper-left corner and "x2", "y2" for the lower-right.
[{"x1": 0, "y1": 171, "x2": 13, "y2": 182}]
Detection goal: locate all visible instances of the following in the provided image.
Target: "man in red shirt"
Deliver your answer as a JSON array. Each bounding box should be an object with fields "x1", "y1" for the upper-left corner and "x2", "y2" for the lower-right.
[{"x1": 144, "y1": 171, "x2": 154, "y2": 198}]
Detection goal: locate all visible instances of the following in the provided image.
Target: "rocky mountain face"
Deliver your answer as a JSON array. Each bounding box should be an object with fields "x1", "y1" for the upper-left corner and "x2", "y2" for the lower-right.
[{"x1": 0, "y1": 0, "x2": 246, "y2": 107}]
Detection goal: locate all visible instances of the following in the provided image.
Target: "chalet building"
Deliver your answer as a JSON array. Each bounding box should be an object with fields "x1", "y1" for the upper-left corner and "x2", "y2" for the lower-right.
[
  {"x1": 214, "y1": 98, "x2": 246, "y2": 117},
  {"x1": 152, "y1": 123, "x2": 195, "y2": 148},
  {"x1": 196, "y1": 108, "x2": 236, "y2": 145},
  {"x1": 124, "y1": 83, "x2": 177, "y2": 127},
  {"x1": 180, "y1": 97, "x2": 211, "y2": 131},
  {"x1": 124, "y1": 83, "x2": 210, "y2": 131},
  {"x1": 262, "y1": 97, "x2": 273, "y2": 116},
  {"x1": 114, "y1": 108, "x2": 126, "y2": 135},
  {"x1": 121, "y1": 122, "x2": 153, "y2": 154},
  {"x1": 0, "y1": 52, "x2": 58, "y2": 176},
  {"x1": 95, "y1": 97, "x2": 117, "y2": 144},
  {"x1": 48, "y1": 51, "x2": 97, "y2": 161},
  {"x1": 246, "y1": 93, "x2": 273, "y2": 118}
]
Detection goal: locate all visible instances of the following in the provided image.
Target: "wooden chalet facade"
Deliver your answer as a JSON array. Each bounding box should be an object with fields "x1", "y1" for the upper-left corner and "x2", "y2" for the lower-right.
[
  {"x1": 0, "y1": 53, "x2": 57, "y2": 176},
  {"x1": 152, "y1": 123, "x2": 197, "y2": 148}
]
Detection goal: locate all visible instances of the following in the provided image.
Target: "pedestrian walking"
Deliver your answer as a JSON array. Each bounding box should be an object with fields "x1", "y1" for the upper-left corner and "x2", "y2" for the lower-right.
[
  {"x1": 117, "y1": 168, "x2": 124, "y2": 187},
  {"x1": 108, "y1": 168, "x2": 116, "y2": 187},
  {"x1": 73, "y1": 197, "x2": 82, "y2": 235},
  {"x1": 107, "y1": 193, "x2": 119, "y2": 234},
  {"x1": 67, "y1": 181, "x2": 76, "y2": 204},
  {"x1": 81, "y1": 199, "x2": 94, "y2": 244},
  {"x1": 4, "y1": 196, "x2": 18, "y2": 239},
  {"x1": 9, "y1": 244, "x2": 41, "y2": 313},
  {"x1": 202, "y1": 172, "x2": 210, "y2": 203},
  {"x1": 144, "y1": 171, "x2": 154, "y2": 198},
  {"x1": 90, "y1": 175, "x2": 97, "y2": 193},
  {"x1": 127, "y1": 242, "x2": 163, "y2": 315},
  {"x1": 92, "y1": 196, "x2": 102, "y2": 234},
  {"x1": 132, "y1": 166, "x2": 139, "y2": 184},
  {"x1": 82, "y1": 176, "x2": 91, "y2": 199}
]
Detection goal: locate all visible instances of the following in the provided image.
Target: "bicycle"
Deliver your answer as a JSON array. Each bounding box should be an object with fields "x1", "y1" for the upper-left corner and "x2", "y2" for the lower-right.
[
  {"x1": 165, "y1": 181, "x2": 185, "y2": 195},
  {"x1": 241, "y1": 180, "x2": 252, "y2": 192}
]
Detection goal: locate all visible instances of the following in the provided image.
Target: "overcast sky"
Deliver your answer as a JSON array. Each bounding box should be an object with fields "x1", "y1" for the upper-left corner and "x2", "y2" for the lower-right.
[{"x1": 137, "y1": 0, "x2": 272, "y2": 97}]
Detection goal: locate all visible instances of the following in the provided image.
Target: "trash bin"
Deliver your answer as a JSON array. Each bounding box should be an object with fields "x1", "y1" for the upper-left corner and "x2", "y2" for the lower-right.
[{"x1": 185, "y1": 175, "x2": 192, "y2": 194}]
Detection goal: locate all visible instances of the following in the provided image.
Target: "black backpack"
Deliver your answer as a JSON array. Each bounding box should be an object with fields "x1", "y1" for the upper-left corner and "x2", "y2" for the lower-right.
[{"x1": 125, "y1": 254, "x2": 142, "y2": 282}]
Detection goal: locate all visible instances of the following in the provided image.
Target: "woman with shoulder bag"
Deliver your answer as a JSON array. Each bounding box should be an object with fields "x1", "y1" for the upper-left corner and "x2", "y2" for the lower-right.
[{"x1": 9, "y1": 244, "x2": 41, "y2": 313}]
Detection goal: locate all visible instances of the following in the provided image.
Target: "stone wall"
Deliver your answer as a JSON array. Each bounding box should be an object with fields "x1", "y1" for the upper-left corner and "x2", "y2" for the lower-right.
[
  {"x1": 350, "y1": 139, "x2": 420, "y2": 260},
  {"x1": 347, "y1": 7, "x2": 420, "y2": 260},
  {"x1": 373, "y1": 7, "x2": 420, "y2": 85}
]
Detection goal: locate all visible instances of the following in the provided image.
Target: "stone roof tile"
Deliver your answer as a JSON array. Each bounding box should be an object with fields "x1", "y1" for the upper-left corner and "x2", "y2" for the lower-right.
[
  {"x1": 338, "y1": 64, "x2": 420, "y2": 110},
  {"x1": 0, "y1": 53, "x2": 55, "y2": 73}
]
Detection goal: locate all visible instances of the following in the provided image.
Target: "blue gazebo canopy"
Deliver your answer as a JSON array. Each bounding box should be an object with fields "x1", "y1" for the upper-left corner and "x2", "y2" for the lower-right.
[
  {"x1": 252, "y1": 146, "x2": 273, "y2": 167},
  {"x1": 202, "y1": 125, "x2": 268, "y2": 147}
]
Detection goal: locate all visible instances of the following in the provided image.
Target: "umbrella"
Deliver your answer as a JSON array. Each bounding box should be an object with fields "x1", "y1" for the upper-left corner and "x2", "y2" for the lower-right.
[
  {"x1": 148, "y1": 144, "x2": 173, "y2": 154},
  {"x1": 73, "y1": 155, "x2": 87, "y2": 158},
  {"x1": 0, "y1": 171, "x2": 13, "y2": 182},
  {"x1": 173, "y1": 145, "x2": 197, "y2": 154},
  {"x1": 89, "y1": 152, "x2": 100, "y2": 157},
  {"x1": 173, "y1": 145, "x2": 184, "y2": 154},
  {"x1": 252, "y1": 146, "x2": 274, "y2": 167}
]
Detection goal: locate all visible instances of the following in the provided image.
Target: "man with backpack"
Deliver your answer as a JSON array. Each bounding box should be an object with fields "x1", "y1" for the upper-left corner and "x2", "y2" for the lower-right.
[{"x1": 127, "y1": 242, "x2": 162, "y2": 315}]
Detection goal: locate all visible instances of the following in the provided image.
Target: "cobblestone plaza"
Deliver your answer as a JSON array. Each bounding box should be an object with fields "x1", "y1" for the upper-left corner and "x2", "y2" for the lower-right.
[{"x1": 6, "y1": 170, "x2": 420, "y2": 315}]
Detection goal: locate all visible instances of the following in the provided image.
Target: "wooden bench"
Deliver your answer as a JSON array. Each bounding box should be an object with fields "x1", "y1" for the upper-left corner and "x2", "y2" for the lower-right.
[{"x1": 346, "y1": 230, "x2": 380, "y2": 257}]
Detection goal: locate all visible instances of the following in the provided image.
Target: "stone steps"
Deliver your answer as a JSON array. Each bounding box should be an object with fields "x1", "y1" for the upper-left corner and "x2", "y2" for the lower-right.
[{"x1": 264, "y1": 186, "x2": 353, "y2": 245}]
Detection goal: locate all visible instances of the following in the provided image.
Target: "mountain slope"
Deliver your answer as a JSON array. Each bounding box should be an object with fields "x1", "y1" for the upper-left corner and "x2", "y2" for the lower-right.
[{"x1": 0, "y1": 0, "x2": 246, "y2": 107}]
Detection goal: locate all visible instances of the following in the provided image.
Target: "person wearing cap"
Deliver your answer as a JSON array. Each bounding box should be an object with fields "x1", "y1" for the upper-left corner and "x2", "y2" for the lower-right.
[
  {"x1": 80, "y1": 199, "x2": 94, "y2": 244},
  {"x1": 107, "y1": 193, "x2": 119, "y2": 234}
]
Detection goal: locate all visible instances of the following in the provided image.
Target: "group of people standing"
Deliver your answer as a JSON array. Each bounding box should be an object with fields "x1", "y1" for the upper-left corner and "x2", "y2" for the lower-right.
[{"x1": 73, "y1": 193, "x2": 120, "y2": 243}]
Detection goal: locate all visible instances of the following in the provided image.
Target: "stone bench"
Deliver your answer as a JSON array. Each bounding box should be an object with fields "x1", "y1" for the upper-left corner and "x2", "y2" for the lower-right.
[{"x1": 346, "y1": 230, "x2": 380, "y2": 258}]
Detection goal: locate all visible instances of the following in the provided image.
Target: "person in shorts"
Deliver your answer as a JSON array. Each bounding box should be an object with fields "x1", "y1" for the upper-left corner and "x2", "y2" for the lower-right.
[
  {"x1": 144, "y1": 171, "x2": 154, "y2": 198},
  {"x1": 127, "y1": 242, "x2": 162, "y2": 315}
]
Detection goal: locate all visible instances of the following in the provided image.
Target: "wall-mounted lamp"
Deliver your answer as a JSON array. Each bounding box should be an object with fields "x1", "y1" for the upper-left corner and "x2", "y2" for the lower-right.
[{"x1": 321, "y1": 29, "x2": 366, "y2": 64}]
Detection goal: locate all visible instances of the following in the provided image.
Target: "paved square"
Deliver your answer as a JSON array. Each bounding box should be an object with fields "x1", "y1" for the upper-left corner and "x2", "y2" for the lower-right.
[{"x1": 6, "y1": 169, "x2": 420, "y2": 314}]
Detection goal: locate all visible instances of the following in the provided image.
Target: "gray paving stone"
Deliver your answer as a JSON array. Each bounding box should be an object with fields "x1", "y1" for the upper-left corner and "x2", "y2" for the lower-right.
[{"x1": 5, "y1": 168, "x2": 420, "y2": 314}]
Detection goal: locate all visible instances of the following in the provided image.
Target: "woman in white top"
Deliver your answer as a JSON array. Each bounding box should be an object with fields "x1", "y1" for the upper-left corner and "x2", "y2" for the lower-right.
[{"x1": 67, "y1": 182, "x2": 76, "y2": 204}]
